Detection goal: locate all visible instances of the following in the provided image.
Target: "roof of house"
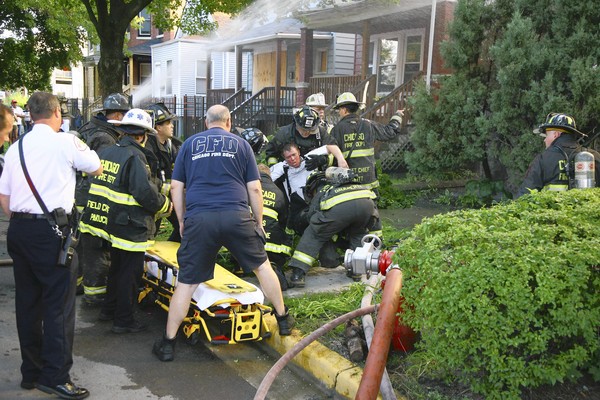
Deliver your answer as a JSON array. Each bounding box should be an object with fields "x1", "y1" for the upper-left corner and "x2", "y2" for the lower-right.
[
  {"x1": 301, "y1": 0, "x2": 456, "y2": 35},
  {"x1": 128, "y1": 38, "x2": 164, "y2": 56},
  {"x1": 209, "y1": 17, "x2": 332, "y2": 51}
]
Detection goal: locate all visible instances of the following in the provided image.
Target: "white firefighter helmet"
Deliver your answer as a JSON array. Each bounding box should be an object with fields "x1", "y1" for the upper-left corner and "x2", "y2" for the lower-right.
[
  {"x1": 305, "y1": 93, "x2": 328, "y2": 108},
  {"x1": 107, "y1": 108, "x2": 157, "y2": 134}
]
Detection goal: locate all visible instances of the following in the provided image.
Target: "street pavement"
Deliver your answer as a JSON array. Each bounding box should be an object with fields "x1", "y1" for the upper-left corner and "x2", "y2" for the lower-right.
[
  {"x1": 0, "y1": 212, "x2": 353, "y2": 400},
  {"x1": 0, "y1": 207, "x2": 376, "y2": 400}
]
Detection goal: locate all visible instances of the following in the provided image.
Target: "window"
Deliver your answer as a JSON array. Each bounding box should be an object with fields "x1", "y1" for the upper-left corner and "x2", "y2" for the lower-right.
[
  {"x1": 138, "y1": 9, "x2": 151, "y2": 37},
  {"x1": 140, "y1": 63, "x2": 151, "y2": 85},
  {"x1": 377, "y1": 38, "x2": 398, "y2": 92},
  {"x1": 403, "y1": 35, "x2": 422, "y2": 83},
  {"x1": 316, "y1": 49, "x2": 328, "y2": 74},
  {"x1": 195, "y1": 60, "x2": 207, "y2": 95}
]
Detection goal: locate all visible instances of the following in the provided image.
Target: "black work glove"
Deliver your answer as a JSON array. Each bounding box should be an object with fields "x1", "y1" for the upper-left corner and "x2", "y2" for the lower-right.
[{"x1": 305, "y1": 154, "x2": 328, "y2": 171}]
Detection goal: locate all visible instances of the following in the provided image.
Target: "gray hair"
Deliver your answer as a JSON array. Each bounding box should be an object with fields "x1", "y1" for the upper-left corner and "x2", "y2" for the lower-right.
[
  {"x1": 28, "y1": 92, "x2": 60, "y2": 121},
  {"x1": 206, "y1": 105, "x2": 230, "y2": 126}
]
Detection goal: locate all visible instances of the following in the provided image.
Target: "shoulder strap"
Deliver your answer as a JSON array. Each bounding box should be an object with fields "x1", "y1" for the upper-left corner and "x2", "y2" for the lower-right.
[
  {"x1": 282, "y1": 164, "x2": 293, "y2": 198},
  {"x1": 18, "y1": 135, "x2": 61, "y2": 232},
  {"x1": 346, "y1": 119, "x2": 365, "y2": 160},
  {"x1": 552, "y1": 144, "x2": 580, "y2": 189}
]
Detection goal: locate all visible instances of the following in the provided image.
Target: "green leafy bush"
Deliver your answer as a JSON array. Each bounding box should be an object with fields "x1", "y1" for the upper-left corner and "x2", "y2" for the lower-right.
[
  {"x1": 395, "y1": 189, "x2": 600, "y2": 399},
  {"x1": 376, "y1": 165, "x2": 417, "y2": 209}
]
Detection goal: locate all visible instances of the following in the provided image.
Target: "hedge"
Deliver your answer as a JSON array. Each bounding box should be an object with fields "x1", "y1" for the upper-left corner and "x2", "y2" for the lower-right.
[{"x1": 395, "y1": 189, "x2": 600, "y2": 399}]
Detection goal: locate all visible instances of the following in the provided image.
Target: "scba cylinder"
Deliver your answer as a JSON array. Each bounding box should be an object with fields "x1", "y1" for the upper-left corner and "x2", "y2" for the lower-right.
[{"x1": 574, "y1": 151, "x2": 596, "y2": 189}]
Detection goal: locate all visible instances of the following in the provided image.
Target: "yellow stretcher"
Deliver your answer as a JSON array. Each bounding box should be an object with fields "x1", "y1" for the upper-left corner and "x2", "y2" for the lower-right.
[{"x1": 139, "y1": 241, "x2": 272, "y2": 345}]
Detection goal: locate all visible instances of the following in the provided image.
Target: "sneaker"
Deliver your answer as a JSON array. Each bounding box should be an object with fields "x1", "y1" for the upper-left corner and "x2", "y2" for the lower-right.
[
  {"x1": 111, "y1": 321, "x2": 147, "y2": 334},
  {"x1": 275, "y1": 307, "x2": 295, "y2": 336},
  {"x1": 153, "y1": 335, "x2": 176, "y2": 362}
]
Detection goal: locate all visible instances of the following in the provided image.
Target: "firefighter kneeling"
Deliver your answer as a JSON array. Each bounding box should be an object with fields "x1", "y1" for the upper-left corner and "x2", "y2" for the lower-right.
[{"x1": 287, "y1": 167, "x2": 378, "y2": 288}]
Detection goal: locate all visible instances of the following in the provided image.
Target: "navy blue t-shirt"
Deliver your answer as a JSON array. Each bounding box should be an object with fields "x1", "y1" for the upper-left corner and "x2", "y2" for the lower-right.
[{"x1": 172, "y1": 127, "x2": 260, "y2": 216}]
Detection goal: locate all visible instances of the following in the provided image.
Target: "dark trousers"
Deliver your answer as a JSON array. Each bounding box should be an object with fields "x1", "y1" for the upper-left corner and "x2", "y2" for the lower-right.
[
  {"x1": 102, "y1": 248, "x2": 144, "y2": 327},
  {"x1": 8, "y1": 218, "x2": 76, "y2": 387},
  {"x1": 289, "y1": 198, "x2": 376, "y2": 273}
]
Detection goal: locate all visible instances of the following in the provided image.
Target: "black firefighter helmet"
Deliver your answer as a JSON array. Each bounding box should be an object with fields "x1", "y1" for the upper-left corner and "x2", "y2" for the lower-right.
[
  {"x1": 233, "y1": 126, "x2": 268, "y2": 154},
  {"x1": 303, "y1": 170, "x2": 326, "y2": 201}
]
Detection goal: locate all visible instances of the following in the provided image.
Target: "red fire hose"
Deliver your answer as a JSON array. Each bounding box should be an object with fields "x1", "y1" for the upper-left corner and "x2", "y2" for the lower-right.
[{"x1": 355, "y1": 266, "x2": 402, "y2": 399}]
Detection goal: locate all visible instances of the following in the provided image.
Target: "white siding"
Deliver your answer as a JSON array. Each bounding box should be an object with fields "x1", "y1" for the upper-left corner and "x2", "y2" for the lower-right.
[
  {"x1": 243, "y1": 51, "x2": 253, "y2": 90},
  {"x1": 331, "y1": 33, "x2": 356, "y2": 76},
  {"x1": 152, "y1": 42, "x2": 178, "y2": 98},
  {"x1": 152, "y1": 39, "x2": 209, "y2": 98},
  {"x1": 212, "y1": 53, "x2": 224, "y2": 89},
  {"x1": 178, "y1": 41, "x2": 207, "y2": 96}
]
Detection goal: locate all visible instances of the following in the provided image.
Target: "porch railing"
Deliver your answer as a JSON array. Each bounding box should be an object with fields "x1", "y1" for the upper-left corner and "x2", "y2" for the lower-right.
[
  {"x1": 206, "y1": 88, "x2": 236, "y2": 108},
  {"x1": 231, "y1": 87, "x2": 296, "y2": 135},
  {"x1": 323, "y1": 74, "x2": 377, "y2": 124},
  {"x1": 309, "y1": 75, "x2": 366, "y2": 106},
  {"x1": 220, "y1": 88, "x2": 252, "y2": 112},
  {"x1": 361, "y1": 71, "x2": 425, "y2": 127}
]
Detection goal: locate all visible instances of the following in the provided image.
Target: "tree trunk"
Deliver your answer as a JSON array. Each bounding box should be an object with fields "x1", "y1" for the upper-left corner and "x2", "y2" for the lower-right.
[{"x1": 98, "y1": 35, "x2": 126, "y2": 98}]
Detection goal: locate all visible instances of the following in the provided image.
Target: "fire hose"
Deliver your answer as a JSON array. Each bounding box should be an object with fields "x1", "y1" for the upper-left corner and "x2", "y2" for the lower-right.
[{"x1": 255, "y1": 235, "x2": 402, "y2": 400}]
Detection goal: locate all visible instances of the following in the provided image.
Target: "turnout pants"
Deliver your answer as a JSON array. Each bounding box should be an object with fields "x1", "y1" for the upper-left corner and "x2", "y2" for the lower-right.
[
  {"x1": 80, "y1": 232, "x2": 110, "y2": 302},
  {"x1": 102, "y1": 248, "x2": 144, "y2": 327},
  {"x1": 289, "y1": 198, "x2": 376, "y2": 273}
]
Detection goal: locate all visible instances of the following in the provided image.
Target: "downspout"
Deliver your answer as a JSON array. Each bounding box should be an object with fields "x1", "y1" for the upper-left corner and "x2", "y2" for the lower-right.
[{"x1": 426, "y1": 0, "x2": 437, "y2": 93}]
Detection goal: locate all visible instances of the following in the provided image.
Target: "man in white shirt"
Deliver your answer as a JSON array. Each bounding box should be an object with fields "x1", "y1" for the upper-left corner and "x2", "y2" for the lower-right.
[
  {"x1": 0, "y1": 92, "x2": 102, "y2": 400},
  {"x1": 270, "y1": 143, "x2": 328, "y2": 235},
  {"x1": 10, "y1": 100, "x2": 25, "y2": 137}
]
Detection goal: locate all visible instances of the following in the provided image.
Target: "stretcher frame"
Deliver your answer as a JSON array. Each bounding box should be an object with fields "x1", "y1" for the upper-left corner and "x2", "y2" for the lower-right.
[{"x1": 139, "y1": 241, "x2": 272, "y2": 345}]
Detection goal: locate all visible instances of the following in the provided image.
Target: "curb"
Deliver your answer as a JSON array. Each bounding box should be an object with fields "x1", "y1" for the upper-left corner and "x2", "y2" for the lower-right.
[{"x1": 263, "y1": 314, "x2": 383, "y2": 400}]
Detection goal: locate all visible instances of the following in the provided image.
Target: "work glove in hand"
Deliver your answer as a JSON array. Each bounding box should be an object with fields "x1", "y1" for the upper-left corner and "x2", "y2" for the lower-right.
[
  {"x1": 305, "y1": 154, "x2": 328, "y2": 171},
  {"x1": 389, "y1": 110, "x2": 404, "y2": 131},
  {"x1": 160, "y1": 182, "x2": 171, "y2": 197}
]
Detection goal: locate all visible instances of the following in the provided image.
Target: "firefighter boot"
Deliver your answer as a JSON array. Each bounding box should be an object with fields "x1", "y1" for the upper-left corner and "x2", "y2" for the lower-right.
[
  {"x1": 275, "y1": 306, "x2": 295, "y2": 336},
  {"x1": 289, "y1": 268, "x2": 305, "y2": 288},
  {"x1": 272, "y1": 263, "x2": 288, "y2": 291},
  {"x1": 153, "y1": 334, "x2": 177, "y2": 362}
]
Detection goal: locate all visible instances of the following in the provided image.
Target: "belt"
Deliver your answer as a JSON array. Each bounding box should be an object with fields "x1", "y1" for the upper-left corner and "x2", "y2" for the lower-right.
[{"x1": 11, "y1": 212, "x2": 49, "y2": 220}]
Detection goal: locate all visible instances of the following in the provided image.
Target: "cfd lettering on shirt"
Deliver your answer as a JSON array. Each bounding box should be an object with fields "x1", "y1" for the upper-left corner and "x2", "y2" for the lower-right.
[{"x1": 191, "y1": 135, "x2": 239, "y2": 160}]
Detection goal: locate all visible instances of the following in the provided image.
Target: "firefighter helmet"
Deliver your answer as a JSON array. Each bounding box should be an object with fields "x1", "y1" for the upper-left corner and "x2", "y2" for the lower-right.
[
  {"x1": 146, "y1": 103, "x2": 177, "y2": 126},
  {"x1": 303, "y1": 170, "x2": 326, "y2": 201},
  {"x1": 305, "y1": 93, "x2": 328, "y2": 108},
  {"x1": 108, "y1": 108, "x2": 157, "y2": 134},
  {"x1": 58, "y1": 96, "x2": 72, "y2": 118},
  {"x1": 333, "y1": 92, "x2": 364, "y2": 109},
  {"x1": 538, "y1": 113, "x2": 585, "y2": 137},
  {"x1": 101, "y1": 93, "x2": 130, "y2": 112},
  {"x1": 293, "y1": 106, "x2": 320, "y2": 131},
  {"x1": 240, "y1": 127, "x2": 267, "y2": 154}
]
